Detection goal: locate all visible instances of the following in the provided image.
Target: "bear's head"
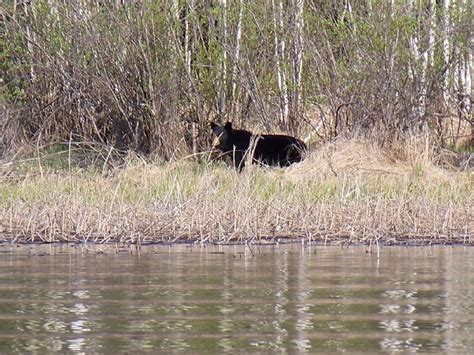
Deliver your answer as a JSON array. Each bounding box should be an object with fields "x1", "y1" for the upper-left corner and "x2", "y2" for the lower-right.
[{"x1": 210, "y1": 121, "x2": 232, "y2": 151}]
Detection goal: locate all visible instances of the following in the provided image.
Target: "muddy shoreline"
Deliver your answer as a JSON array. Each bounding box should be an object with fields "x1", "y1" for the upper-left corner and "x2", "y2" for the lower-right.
[{"x1": 1, "y1": 234, "x2": 472, "y2": 247}]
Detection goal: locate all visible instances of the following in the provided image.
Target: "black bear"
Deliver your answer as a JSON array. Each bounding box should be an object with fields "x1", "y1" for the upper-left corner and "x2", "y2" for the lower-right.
[{"x1": 210, "y1": 121, "x2": 306, "y2": 170}]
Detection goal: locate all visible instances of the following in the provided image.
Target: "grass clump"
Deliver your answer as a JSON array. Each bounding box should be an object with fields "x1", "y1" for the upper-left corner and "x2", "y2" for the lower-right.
[{"x1": 0, "y1": 139, "x2": 472, "y2": 245}]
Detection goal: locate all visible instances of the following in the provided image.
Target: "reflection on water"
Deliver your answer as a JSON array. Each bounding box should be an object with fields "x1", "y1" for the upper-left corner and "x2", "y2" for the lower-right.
[{"x1": 0, "y1": 243, "x2": 473, "y2": 352}]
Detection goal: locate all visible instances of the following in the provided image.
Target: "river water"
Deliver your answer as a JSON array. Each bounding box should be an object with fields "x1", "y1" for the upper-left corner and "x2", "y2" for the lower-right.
[{"x1": 0, "y1": 243, "x2": 473, "y2": 353}]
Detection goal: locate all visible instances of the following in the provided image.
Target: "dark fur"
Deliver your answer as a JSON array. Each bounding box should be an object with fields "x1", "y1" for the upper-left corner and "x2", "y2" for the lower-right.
[{"x1": 210, "y1": 121, "x2": 306, "y2": 170}]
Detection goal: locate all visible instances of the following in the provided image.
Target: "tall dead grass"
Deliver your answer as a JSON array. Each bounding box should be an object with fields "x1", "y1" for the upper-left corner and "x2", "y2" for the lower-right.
[{"x1": 0, "y1": 139, "x2": 472, "y2": 245}]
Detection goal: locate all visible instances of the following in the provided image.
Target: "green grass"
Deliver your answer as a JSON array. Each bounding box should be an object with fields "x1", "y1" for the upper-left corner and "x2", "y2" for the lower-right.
[{"x1": 0, "y1": 142, "x2": 472, "y2": 244}]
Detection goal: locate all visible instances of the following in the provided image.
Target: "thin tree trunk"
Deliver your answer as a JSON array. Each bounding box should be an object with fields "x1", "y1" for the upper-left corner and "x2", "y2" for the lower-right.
[
  {"x1": 183, "y1": 0, "x2": 198, "y2": 155},
  {"x1": 143, "y1": 10, "x2": 157, "y2": 117},
  {"x1": 184, "y1": 0, "x2": 192, "y2": 79},
  {"x1": 467, "y1": 37, "x2": 473, "y2": 145},
  {"x1": 231, "y1": 0, "x2": 244, "y2": 108},
  {"x1": 386, "y1": 0, "x2": 399, "y2": 126},
  {"x1": 409, "y1": 0, "x2": 427, "y2": 128},
  {"x1": 12, "y1": 0, "x2": 18, "y2": 22},
  {"x1": 458, "y1": 0, "x2": 472, "y2": 143},
  {"x1": 442, "y1": 0, "x2": 451, "y2": 104},
  {"x1": 343, "y1": 0, "x2": 355, "y2": 33},
  {"x1": 427, "y1": 0, "x2": 435, "y2": 67},
  {"x1": 23, "y1": 0, "x2": 35, "y2": 81},
  {"x1": 293, "y1": 0, "x2": 304, "y2": 130},
  {"x1": 170, "y1": 0, "x2": 180, "y2": 119},
  {"x1": 220, "y1": 0, "x2": 227, "y2": 114},
  {"x1": 272, "y1": 0, "x2": 288, "y2": 128}
]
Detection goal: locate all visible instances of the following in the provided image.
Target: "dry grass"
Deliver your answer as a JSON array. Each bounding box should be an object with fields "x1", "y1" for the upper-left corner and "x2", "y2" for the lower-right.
[{"x1": 0, "y1": 139, "x2": 472, "y2": 245}]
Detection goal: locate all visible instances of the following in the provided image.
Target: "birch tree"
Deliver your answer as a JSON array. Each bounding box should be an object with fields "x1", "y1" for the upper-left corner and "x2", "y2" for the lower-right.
[
  {"x1": 409, "y1": 0, "x2": 428, "y2": 128},
  {"x1": 2, "y1": 0, "x2": 472, "y2": 156},
  {"x1": 456, "y1": 0, "x2": 472, "y2": 141},
  {"x1": 231, "y1": 0, "x2": 244, "y2": 109},
  {"x1": 184, "y1": 0, "x2": 193, "y2": 81},
  {"x1": 220, "y1": 0, "x2": 227, "y2": 114},
  {"x1": 441, "y1": 0, "x2": 451, "y2": 104},
  {"x1": 427, "y1": 0, "x2": 435, "y2": 67},
  {"x1": 292, "y1": 0, "x2": 304, "y2": 128},
  {"x1": 272, "y1": 0, "x2": 289, "y2": 128},
  {"x1": 23, "y1": 0, "x2": 35, "y2": 81}
]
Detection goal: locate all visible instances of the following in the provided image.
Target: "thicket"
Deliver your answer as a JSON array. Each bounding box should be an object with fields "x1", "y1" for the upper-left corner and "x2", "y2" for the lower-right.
[{"x1": 1, "y1": 0, "x2": 472, "y2": 160}]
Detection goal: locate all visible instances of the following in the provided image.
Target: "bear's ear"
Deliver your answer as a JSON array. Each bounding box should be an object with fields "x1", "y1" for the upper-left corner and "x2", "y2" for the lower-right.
[{"x1": 224, "y1": 121, "x2": 233, "y2": 132}]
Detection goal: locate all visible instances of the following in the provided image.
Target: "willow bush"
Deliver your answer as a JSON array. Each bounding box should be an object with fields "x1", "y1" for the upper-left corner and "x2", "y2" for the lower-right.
[{"x1": 1, "y1": 0, "x2": 472, "y2": 159}]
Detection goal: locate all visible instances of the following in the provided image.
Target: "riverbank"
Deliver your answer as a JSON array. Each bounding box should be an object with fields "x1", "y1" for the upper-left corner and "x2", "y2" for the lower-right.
[{"x1": 1, "y1": 139, "x2": 472, "y2": 245}]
